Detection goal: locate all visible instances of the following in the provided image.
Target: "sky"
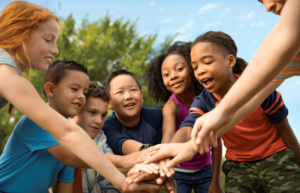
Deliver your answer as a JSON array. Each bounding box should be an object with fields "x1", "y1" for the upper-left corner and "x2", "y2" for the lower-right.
[{"x1": 1, "y1": 0, "x2": 299, "y2": 156}]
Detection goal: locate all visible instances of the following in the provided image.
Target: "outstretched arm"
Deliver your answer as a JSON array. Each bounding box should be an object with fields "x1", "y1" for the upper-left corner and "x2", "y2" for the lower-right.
[
  {"x1": 0, "y1": 66, "x2": 162, "y2": 192},
  {"x1": 192, "y1": 0, "x2": 300, "y2": 150}
]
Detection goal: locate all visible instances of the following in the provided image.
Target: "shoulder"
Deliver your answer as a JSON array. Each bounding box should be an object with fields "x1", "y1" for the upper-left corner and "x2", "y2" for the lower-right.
[
  {"x1": 142, "y1": 106, "x2": 162, "y2": 117},
  {"x1": 163, "y1": 98, "x2": 180, "y2": 117},
  {"x1": 0, "y1": 49, "x2": 22, "y2": 75},
  {"x1": 103, "y1": 113, "x2": 122, "y2": 130}
]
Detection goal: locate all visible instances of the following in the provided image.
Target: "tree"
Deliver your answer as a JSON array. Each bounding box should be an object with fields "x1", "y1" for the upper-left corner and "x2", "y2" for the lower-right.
[{"x1": 0, "y1": 13, "x2": 175, "y2": 153}]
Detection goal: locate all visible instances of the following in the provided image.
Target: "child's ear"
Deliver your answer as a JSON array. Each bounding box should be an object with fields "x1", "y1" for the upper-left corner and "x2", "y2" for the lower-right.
[
  {"x1": 108, "y1": 100, "x2": 113, "y2": 110},
  {"x1": 228, "y1": 54, "x2": 236, "y2": 68},
  {"x1": 44, "y1": 82, "x2": 55, "y2": 98},
  {"x1": 141, "y1": 90, "x2": 144, "y2": 103}
]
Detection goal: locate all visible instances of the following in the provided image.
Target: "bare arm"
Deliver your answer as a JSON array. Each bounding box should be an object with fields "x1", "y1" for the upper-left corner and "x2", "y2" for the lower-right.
[
  {"x1": 56, "y1": 181, "x2": 73, "y2": 193},
  {"x1": 170, "y1": 126, "x2": 192, "y2": 143},
  {"x1": 274, "y1": 118, "x2": 300, "y2": 164},
  {"x1": 0, "y1": 66, "x2": 139, "y2": 191},
  {"x1": 191, "y1": 0, "x2": 300, "y2": 152},
  {"x1": 161, "y1": 100, "x2": 178, "y2": 143},
  {"x1": 122, "y1": 139, "x2": 143, "y2": 155}
]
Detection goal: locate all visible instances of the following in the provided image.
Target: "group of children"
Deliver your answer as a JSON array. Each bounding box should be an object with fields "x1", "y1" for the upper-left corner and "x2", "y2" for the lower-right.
[{"x1": 1, "y1": 0, "x2": 300, "y2": 193}]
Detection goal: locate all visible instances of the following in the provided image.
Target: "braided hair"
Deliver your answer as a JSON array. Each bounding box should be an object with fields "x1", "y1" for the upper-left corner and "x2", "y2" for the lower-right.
[{"x1": 192, "y1": 31, "x2": 247, "y2": 74}]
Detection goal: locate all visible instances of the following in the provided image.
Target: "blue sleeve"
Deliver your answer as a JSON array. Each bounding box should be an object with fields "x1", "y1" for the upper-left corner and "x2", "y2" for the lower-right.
[
  {"x1": 0, "y1": 49, "x2": 22, "y2": 75},
  {"x1": 155, "y1": 110, "x2": 163, "y2": 145},
  {"x1": 180, "y1": 96, "x2": 208, "y2": 128},
  {"x1": 17, "y1": 116, "x2": 59, "y2": 152},
  {"x1": 260, "y1": 90, "x2": 288, "y2": 124},
  {"x1": 102, "y1": 117, "x2": 130, "y2": 155},
  {"x1": 57, "y1": 165, "x2": 74, "y2": 183}
]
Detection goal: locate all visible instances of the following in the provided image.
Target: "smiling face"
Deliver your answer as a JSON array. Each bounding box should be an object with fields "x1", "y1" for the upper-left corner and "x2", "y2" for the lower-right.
[
  {"x1": 190, "y1": 42, "x2": 236, "y2": 98},
  {"x1": 161, "y1": 54, "x2": 193, "y2": 95},
  {"x1": 74, "y1": 97, "x2": 108, "y2": 139},
  {"x1": 48, "y1": 70, "x2": 90, "y2": 118},
  {"x1": 108, "y1": 74, "x2": 143, "y2": 120},
  {"x1": 259, "y1": 0, "x2": 286, "y2": 15},
  {"x1": 22, "y1": 19, "x2": 59, "y2": 71}
]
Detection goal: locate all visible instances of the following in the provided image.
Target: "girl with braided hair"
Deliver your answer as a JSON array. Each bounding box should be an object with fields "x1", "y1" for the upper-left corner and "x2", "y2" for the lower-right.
[
  {"x1": 145, "y1": 31, "x2": 300, "y2": 192},
  {"x1": 144, "y1": 41, "x2": 223, "y2": 193}
]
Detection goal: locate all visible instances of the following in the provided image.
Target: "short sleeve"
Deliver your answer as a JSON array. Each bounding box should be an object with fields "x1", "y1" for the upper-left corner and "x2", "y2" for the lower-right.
[
  {"x1": 102, "y1": 116, "x2": 131, "y2": 155},
  {"x1": 95, "y1": 131, "x2": 113, "y2": 154},
  {"x1": 17, "y1": 116, "x2": 59, "y2": 152},
  {"x1": 155, "y1": 111, "x2": 163, "y2": 145},
  {"x1": 260, "y1": 90, "x2": 288, "y2": 124},
  {"x1": 180, "y1": 95, "x2": 208, "y2": 128},
  {"x1": 0, "y1": 49, "x2": 22, "y2": 75},
  {"x1": 57, "y1": 165, "x2": 74, "y2": 183}
]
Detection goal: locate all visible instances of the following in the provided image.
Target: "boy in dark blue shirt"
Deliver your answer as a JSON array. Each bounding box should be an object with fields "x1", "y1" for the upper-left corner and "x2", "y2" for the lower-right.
[{"x1": 103, "y1": 69, "x2": 163, "y2": 155}]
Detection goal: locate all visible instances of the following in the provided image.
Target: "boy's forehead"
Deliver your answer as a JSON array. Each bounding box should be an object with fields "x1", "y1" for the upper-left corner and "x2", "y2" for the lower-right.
[{"x1": 110, "y1": 74, "x2": 139, "y2": 90}]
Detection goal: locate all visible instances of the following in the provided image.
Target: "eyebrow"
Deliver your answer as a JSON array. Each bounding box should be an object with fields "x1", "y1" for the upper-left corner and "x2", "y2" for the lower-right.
[
  {"x1": 162, "y1": 62, "x2": 186, "y2": 71},
  {"x1": 191, "y1": 55, "x2": 214, "y2": 64}
]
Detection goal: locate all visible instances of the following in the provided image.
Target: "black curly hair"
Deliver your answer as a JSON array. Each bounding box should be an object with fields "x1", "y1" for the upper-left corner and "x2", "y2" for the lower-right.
[
  {"x1": 144, "y1": 41, "x2": 203, "y2": 103},
  {"x1": 87, "y1": 81, "x2": 109, "y2": 102},
  {"x1": 43, "y1": 59, "x2": 88, "y2": 97},
  {"x1": 192, "y1": 31, "x2": 247, "y2": 74}
]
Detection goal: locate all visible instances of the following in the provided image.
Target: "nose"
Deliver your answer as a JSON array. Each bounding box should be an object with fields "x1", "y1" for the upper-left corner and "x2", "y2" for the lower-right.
[
  {"x1": 264, "y1": 2, "x2": 276, "y2": 13},
  {"x1": 196, "y1": 64, "x2": 205, "y2": 76},
  {"x1": 124, "y1": 91, "x2": 133, "y2": 100},
  {"x1": 95, "y1": 116, "x2": 102, "y2": 125},
  {"x1": 170, "y1": 71, "x2": 179, "y2": 81},
  {"x1": 51, "y1": 43, "x2": 59, "y2": 56}
]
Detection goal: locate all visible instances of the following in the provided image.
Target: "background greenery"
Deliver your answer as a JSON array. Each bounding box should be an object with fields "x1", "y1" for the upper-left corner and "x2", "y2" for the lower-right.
[{"x1": 0, "y1": 13, "x2": 226, "y2": 190}]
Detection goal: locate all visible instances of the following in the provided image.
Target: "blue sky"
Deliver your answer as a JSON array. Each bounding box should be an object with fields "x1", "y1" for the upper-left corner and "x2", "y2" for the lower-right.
[{"x1": 1, "y1": 0, "x2": 299, "y2": 155}]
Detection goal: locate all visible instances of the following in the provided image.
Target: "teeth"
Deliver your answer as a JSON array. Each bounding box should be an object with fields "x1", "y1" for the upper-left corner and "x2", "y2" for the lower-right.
[{"x1": 206, "y1": 80, "x2": 212, "y2": 85}]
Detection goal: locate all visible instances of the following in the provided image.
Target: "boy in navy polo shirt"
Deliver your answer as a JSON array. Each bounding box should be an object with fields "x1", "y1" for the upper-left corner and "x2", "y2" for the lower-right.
[{"x1": 102, "y1": 69, "x2": 163, "y2": 156}]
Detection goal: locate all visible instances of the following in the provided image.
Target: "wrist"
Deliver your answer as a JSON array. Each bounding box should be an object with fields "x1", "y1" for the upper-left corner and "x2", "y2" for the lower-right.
[{"x1": 139, "y1": 143, "x2": 153, "y2": 151}]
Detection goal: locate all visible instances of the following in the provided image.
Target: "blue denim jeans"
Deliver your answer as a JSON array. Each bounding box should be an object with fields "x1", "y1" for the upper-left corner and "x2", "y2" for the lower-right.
[{"x1": 173, "y1": 165, "x2": 213, "y2": 193}]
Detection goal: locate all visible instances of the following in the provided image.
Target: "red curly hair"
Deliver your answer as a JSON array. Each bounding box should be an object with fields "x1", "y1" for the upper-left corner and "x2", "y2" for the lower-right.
[{"x1": 0, "y1": 1, "x2": 59, "y2": 71}]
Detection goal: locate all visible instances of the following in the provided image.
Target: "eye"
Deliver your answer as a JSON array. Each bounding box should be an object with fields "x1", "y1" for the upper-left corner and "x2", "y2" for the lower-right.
[
  {"x1": 192, "y1": 66, "x2": 197, "y2": 71},
  {"x1": 205, "y1": 61, "x2": 213, "y2": 65},
  {"x1": 163, "y1": 73, "x2": 169, "y2": 77},
  {"x1": 131, "y1": 89, "x2": 138, "y2": 91},
  {"x1": 83, "y1": 92, "x2": 88, "y2": 96},
  {"x1": 116, "y1": 91, "x2": 122, "y2": 94},
  {"x1": 71, "y1": 88, "x2": 77, "y2": 91},
  {"x1": 102, "y1": 113, "x2": 107, "y2": 118},
  {"x1": 45, "y1": 39, "x2": 51, "y2": 43},
  {"x1": 177, "y1": 67, "x2": 184, "y2": 72},
  {"x1": 89, "y1": 111, "x2": 96, "y2": 115}
]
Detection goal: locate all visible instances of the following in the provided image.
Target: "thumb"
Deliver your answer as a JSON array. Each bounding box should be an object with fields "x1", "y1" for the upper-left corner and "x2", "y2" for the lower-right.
[{"x1": 166, "y1": 155, "x2": 183, "y2": 168}]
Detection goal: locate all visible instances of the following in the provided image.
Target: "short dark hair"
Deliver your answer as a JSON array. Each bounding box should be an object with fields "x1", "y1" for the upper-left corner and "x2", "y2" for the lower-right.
[
  {"x1": 192, "y1": 31, "x2": 247, "y2": 74},
  {"x1": 43, "y1": 59, "x2": 88, "y2": 97},
  {"x1": 87, "y1": 81, "x2": 109, "y2": 102},
  {"x1": 144, "y1": 41, "x2": 203, "y2": 103},
  {"x1": 103, "y1": 69, "x2": 141, "y2": 99}
]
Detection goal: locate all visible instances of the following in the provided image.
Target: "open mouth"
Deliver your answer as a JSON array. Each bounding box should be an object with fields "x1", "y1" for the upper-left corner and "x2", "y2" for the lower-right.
[
  {"x1": 201, "y1": 78, "x2": 214, "y2": 89},
  {"x1": 73, "y1": 103, "x2": 81, "y2": 108},
  {"x1": 124, "y1": 103, "x2": 135, "y2": 107},
  {"x1": 90, "y1": 126, "x2": 99, "y2": 131}
]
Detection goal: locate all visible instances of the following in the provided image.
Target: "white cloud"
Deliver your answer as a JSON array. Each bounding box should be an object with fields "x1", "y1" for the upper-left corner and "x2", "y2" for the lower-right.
[
  {"x1": 178, "y1": 20, "x2": 195, "y2": 33},
  {"x1": 203, "y1": 21, "x2": 221, "y2": 30},
  {"x1": 161, "y1": 18, "x2": 173, "y2": 23},
  {"x1": 160, "y1": 8, "x2": 165, "y2": 12},
  {"x1": 238, "y1": 11, "x2": 254, "y2": 20},
  {"x1": 198, "y1": 4, "x2": 219, "y2": 14},
  {"x1": 219, "y1": 8, "x2": 230, "y2": 17},
  {"x1": 149, "y1": 1, "x2": 155, "y2": 5},
  {"x1": 250, "y1": 21, "x2": 264, "y2": 27}
]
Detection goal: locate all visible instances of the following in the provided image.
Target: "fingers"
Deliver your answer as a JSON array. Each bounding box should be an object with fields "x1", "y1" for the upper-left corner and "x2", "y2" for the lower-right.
[
  {"x1": 157, "y1": 159, "x2": 173, "y2": 177},
  {"x1": 164, "y1": 177, "x2": 177, "y2": 193},
  {"x1": 165, "y1": 155, "x2": 182, "y2": 168},
  {"x1": 126, "y1": 172, "x2": 143, "y2": 184},
  {"x1": 155, "y1": 176, "x2": 166, "y2": 185},
  {"x1": 132, "y1": 173, "x2": 158, "y2": 183},
  {"x1": 144, "y1": 150, "x2": 170, "y2": 164},
  {"x1": 123, "y1": 181, "x2": 165, "y2": 192}
]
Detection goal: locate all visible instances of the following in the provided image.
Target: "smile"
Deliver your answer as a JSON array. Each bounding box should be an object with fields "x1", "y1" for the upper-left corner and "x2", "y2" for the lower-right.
[{"x1": 171, "y1": 81, "x2": 183, "y2": 88}]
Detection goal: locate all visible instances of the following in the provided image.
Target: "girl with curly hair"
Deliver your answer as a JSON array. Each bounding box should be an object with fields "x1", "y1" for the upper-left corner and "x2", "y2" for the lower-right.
[{"x1": 144, "y1": 41, "x2": 223, "y2": 193}]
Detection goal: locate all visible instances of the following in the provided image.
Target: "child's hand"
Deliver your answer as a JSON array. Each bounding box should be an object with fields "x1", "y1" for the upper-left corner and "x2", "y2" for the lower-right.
[
  {"x1": 164, "y1": 177, "x2": 177, "y2": 193},
  {"x1": 208, "y1": 181, "x2": 224, "y2": 193},
  {"x1": 156, "y1": 158, "x2": 175, "y2": 178},
  {"x1": 124, "y1": 147, "x2": 159, "y2": 169},
  {"x1": 127, "y1": 163, "x2": 159, "y2": 177},
  {"x1": 191, "y1": 108, "x2": 233, "y2": 154},
  {"x1": 144, "y1": 141, "x2": 197, "y2": 168},
  {"x1": 126, "y1": 171, "x2": 159, "y2": 184}
]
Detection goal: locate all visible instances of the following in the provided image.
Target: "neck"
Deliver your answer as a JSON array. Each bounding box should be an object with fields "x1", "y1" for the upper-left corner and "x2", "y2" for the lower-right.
[
  {"x1": 215, "y1": 73, "x2": 237, "y2": 99},
  {"x1": 48, "y1": 100, "x2": 68, "y2": 119},
  {"x1": 116, "y1": 113, "x2": 140, "y2": 128}
]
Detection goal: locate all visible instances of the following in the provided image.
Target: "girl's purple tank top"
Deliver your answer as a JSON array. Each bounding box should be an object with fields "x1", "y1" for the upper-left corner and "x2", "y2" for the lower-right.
[{"x1": 169, "y1": 93, "x2": 212, "y2": 170}]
